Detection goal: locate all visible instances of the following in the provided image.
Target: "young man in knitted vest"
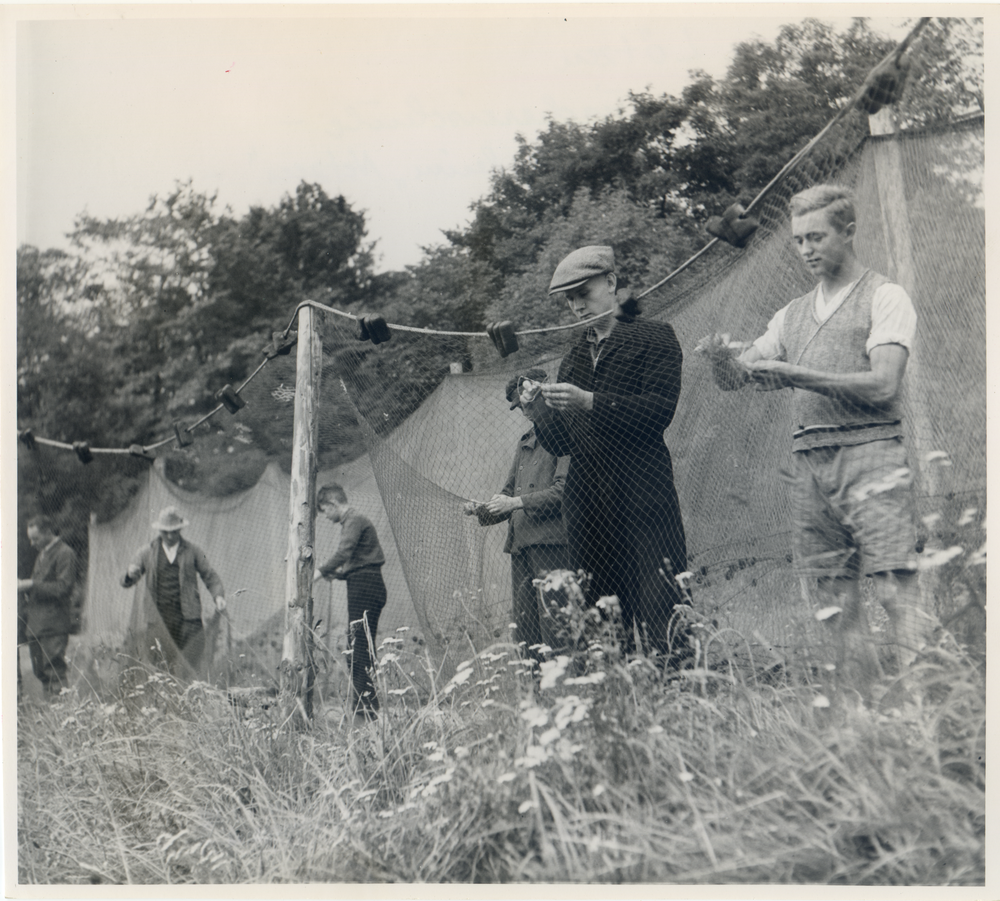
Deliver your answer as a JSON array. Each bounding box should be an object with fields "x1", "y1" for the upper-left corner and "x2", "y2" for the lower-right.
[{"x1": 702, "y1": 184, "x2": 927, "y2": 698}]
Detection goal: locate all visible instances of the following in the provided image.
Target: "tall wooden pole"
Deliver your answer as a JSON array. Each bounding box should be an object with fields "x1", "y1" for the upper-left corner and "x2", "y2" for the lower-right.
[
  {"x1": 282, "y1": 305, "x2": 322, "y2": 719},
  {"x1": 868, "y1": 108, "x2": 938, "y2": 500}
]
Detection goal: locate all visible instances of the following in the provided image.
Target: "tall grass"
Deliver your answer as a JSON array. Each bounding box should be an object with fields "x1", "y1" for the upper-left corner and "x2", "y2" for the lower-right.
[{"x1": 17, "y1": 604, "x2": 984, "y2": 886}]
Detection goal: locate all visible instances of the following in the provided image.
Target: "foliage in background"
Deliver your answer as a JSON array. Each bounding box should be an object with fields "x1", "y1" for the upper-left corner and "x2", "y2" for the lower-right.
[{"x1": 16, "y1": 17, "x2": 983, "y2": 561}]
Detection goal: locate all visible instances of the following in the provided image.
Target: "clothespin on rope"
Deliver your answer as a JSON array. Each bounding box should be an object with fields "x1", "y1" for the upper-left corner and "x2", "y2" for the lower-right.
[
  {"x1": 706, "y1": 201, "x2": 760, "y2": 249},
  {"x1": 216, "y1": 384, "x2": 246, "y2": 414},
  {"x1": 73, "y1": 441, "x2": 94, "y2": 464},
  {"x1": 265, "y1": 330, "x2": 297, "y2": 360},
  {"x1": 18, "y1": 428, "x2": 35, "y2": 450},
  {"x1": 355, "y1": 314, "x2": 392, "y2": 345},
  {"x1": 128, "y1": 444, "x2": 155, "y2": 460},
  {"x1": 173, "y1": 422, "x2": 193, "y2": 448},
  {"x1": 486, "y1": 321, "x2": 519, "y2": 358},
  {"x1": 857, "y1": 45, "x2": 914, "y2": 115}
]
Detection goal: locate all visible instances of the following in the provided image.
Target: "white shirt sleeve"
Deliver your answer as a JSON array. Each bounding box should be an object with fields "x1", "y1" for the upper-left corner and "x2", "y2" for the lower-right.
[
  {"x1": 868, "y1": 283, "x2": 917, "y2": 354},
  {"x1": 751, "y1": 305, "x2": 789, "y2": 361}
]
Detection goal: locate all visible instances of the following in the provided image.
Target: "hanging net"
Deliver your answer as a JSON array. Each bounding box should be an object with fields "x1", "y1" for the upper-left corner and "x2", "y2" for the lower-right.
[{"x1": 18, "y1": 32, "x2": 985, "y2": 694}]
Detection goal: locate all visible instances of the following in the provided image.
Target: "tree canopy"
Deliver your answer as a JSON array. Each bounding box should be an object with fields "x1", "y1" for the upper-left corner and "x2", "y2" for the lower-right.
[{"x1": 16, "y1": 15, "x2": 982, "y2": 554}]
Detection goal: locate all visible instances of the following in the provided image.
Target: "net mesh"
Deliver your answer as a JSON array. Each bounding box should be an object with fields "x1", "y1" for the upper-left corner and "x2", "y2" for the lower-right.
[{"x1": 20, "y1": 114, "x2": 984, "y2": 695}]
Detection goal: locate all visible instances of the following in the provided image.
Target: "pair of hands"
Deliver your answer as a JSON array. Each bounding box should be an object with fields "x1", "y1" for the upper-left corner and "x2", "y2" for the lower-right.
[
  {"x1": 119, "y1": 566, "x2": 226, "y2": 613},
  {"x1": 464, "y1": 494, "x2": 522, "y2": 517},
  {"x1": 695, "y1": 333, "x2": 793, "y2": 391}
]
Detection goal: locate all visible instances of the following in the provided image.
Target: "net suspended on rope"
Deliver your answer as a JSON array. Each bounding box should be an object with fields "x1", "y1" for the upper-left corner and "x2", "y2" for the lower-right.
[{"x1": 23, "y1": 22, "x2": 984, "y2": 688}]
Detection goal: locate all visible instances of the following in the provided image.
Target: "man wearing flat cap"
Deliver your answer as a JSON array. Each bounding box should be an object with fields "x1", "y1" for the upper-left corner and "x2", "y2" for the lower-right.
[
  {"x1": 465, "y1": 368, "x2": 570, "y2": 657},
  {"x1": 122, "y1": 505, "x2": 226, "y2": 671},
  {"x1": 525, "y1": 245, "x2": 691, "y2": 664}
]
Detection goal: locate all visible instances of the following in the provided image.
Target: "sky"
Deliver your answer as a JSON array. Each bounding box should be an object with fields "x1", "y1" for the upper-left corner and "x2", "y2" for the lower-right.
[{"x1": 14, "y1": 7, "x2": 913, "y2": 273}]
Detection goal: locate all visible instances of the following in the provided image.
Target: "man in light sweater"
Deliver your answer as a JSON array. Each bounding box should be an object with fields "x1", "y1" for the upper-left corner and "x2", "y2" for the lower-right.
[{"x1": 701, "y1": 184, "x2": 926, "y2": 694}]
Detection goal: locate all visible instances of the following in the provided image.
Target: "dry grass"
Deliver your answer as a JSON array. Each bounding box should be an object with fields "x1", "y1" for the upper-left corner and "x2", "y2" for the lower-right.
[{"x1": 16, "y1": 607, "x2": 985, "y2": 886}]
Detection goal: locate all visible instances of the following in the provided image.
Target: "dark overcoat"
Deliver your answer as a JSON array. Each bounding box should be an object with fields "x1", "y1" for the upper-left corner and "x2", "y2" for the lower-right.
[
  {"x1": 21, "y1": 538, "x2": 78, "y2": 639},
  {"x1": 531, "y1": 313, "x2": 688, "y2": 643}
]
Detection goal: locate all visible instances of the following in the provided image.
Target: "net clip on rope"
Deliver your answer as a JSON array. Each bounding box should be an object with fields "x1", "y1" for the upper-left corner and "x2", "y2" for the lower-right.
[
  {"x1": 486, "y1": 321, "x2": 519, "y2": 357},
  {"x1": 217, "y1": 384, "x2": 246, "y2": 414},
  {"x1": 18, "y1": 428, "x2": 35, "y2": 450},
  {"x1": 173, "y1": 421, "x2": 193, "y2": 448},
  {"x1": 265, "y1": 330, "x2": 298, "y2": 360},
  {"x1": 128, "y1": 444, "x2": 154, "y2": 460},
  {"x1": 73, "y1": 441, "x2": 94, "y2": 465},
  {"x1": 857, "y1": 52, "x2": 912, "y2": 115},
  {"x1": 706, "y1": 202, "x2": 760, "y2": 249},
  {"x1": 355, "y1": 314, "x2": 392, "y2": 345}
]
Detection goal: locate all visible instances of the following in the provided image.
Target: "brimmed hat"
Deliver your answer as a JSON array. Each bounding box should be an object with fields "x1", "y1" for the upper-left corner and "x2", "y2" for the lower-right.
[
  {"x1": 547, "y1": 245, "x2": 615, "y2": 295},
  {"x1": 152, "y1": 505, "x2": 189, "y2": 532},
  {"x1": 505, "y1": 367, "x2": 549, "y2": 410}
]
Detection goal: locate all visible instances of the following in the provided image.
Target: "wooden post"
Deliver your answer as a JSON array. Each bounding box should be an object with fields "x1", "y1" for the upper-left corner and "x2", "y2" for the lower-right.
[
  {"x1": 282, "y1": 305, "x2": 322, "y2": 719},
  {"x1": 868, "y1": 108, "x2": 938, "y2": 500}
]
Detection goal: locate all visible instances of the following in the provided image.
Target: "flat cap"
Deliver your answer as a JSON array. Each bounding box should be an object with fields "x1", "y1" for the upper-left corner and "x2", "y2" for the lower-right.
[
  {"x1": 506, "y1": 367, "x2": 549, "y2": 409},
  {"x1": 547, "y1": 245, "x2": 615, "y2": 295}
]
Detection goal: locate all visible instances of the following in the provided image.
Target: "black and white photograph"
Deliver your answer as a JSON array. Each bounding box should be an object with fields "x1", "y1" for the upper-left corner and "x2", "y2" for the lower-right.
[{"x1": 5, "y1": 4, "x2": 989, "y2": 892}]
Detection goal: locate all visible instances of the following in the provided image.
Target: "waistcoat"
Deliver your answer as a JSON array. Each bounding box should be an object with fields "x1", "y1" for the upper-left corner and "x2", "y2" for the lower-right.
[{"x1": 781, "y1": 269, "x2": 903, "y2": 452}]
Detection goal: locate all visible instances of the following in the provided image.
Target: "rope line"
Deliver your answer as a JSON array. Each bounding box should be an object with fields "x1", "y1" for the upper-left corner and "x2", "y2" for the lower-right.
[{"x1": 16, "y1": 17, "x2": 935, "y2": 460}]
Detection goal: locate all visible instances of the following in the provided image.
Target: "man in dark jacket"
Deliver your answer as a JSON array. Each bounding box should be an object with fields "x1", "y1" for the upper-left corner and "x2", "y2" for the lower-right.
[
  {"x1": 528, "y1": 245, "x2": 690, "y2": 662},
  {"x1": 122, "y1": 506, "x2": 226, "y2": 672},
  {"x1": 18, "y1": 516, "x2": 78, "y2": 697},
  {"x1": 314, "y1": 484, "x2": 387, "y2": 719},
  {"x1": 465, "y1": 367, "x2": 570, "y2": 657}
]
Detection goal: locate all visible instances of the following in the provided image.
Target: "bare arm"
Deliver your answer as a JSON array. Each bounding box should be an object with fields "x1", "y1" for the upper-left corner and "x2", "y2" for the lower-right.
[{"x1": 745, "y1": 343, "x2": 909, "y2": 406}]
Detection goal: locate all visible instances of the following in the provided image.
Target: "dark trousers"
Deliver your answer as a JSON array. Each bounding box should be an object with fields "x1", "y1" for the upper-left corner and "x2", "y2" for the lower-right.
[
  {"x1": 28, "y1": 633, "x2": 69, "y2": 696},
  {"x1": 346, "y1": 568, "x2": 387, "y2": 714},
  {"x1": 567, "y1": 502, "x2": 688, "y2": 656},
  {"x1": 511, "y1": 544, "x2": 570, "y2": 654},
  {"x1": 177, "y1": 618, "x2": 206, "y2": 667}
]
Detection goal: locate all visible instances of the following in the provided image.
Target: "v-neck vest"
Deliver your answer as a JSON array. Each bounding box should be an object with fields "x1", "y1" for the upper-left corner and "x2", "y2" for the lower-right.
[{"x1": 780, "y1": 269, "x2": 903, "y2": 452}]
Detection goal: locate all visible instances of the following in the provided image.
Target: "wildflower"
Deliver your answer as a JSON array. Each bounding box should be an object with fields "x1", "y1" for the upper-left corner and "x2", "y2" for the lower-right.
[
  {"x1": 919, "y1": 546, "x2": 964, "y2": 570},
  {"x1": 442, "y1": 667, "x2": 474, "y2": 695},
  {"x1": 378, "y1": 652, "x2": 399, "y2": 665},
  {"x1": 387, "y1": 687, "x2": 412, "y2": 696},
  {"x1": 497, "y1": 772, "x2": 516, "y2": 784},
  {"x1": 514, "y1": 746, "x2": 548, "y2": 768},
  {"x1": 518, "y1": 800, "x2": 537, "y2": 814},
  {"x1": 538, "y1": 655, "x2": 571, "y2": 689},
  {"x1": 813, "y1": 695, "x2": 831, "y2": 708},
  {"x1": 921, "y1": 512, "x2": 942, "y2": 527},
  {"x1": 822, "y1": 663, "x2": 836, "y2": 672},
  {"x1": 815, "y1": 606, "x2": 842, "y2": 621},
  {"x1": 427, "y1": 751, "x2": 445, "y2": 762},
  {"x1": 454, "y1": 746, "x2": 470, "y2": 759},
  {"x1": 957, "y1": 507, "x2": 978, "y2": 527},
  {"x1": 592, "y1": 784, "x2": 606, "y2": 798},
  {"x1": 539, "y1": 727, "x2": 561, "y2": 746},
  {"x1": 422, "y1": 741, "x2": 438, "y2": 750},
  {"x1": 678, "y1": 771, "x2": 695, "y2": 783},
  {"x1": 648, "y1": 725, "x2": 664, "y2": 735},
  {"x1": 395, "y1": 626, "x2": 410, "y2": 633},
  {"x1": 564, "y1": 672, "x2": 606, "y2": 686},
  {"x1": 482, "y1": 699, "x2": 496, "y2": 707},
  {"x1": 595, "y1": 595, "x2": 621, "y2": 614},
  {"x1": 968, "y1": 542, "x2": 986, "y2": 567},
  {"x1": 851, "y1": 467, "x2": 912, "y2": 502},
  {"x1": 421, "y1": 768, "x2": 456, "y2": 797},
  {"x1": 552, "y1": 695, "x2": 590, "y2": 729},
  {"x1": 520, "y1": 703, "x2": 549, "y2": 728}
]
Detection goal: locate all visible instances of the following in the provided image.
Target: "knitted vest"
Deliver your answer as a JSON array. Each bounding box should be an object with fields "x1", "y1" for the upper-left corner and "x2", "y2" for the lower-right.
[{"x1": 780, "y1": 269, "x2": 904, "y2": 452}]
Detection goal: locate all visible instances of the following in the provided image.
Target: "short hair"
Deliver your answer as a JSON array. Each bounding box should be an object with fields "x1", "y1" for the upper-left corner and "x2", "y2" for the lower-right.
[
  {"x1": 789, "y1": 184, "x2": 856, "y2": 233},
  {"x1": 27, "y1": 515, "x2": 57, "y2": 536},
  {"x1": 317, "y1": 484, "x2": 348, "y2": 507}
]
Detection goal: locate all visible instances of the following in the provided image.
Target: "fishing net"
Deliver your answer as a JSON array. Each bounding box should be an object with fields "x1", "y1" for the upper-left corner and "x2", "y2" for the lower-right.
[{"x1": 18, "y1": 46, "x2": 985, "y2": 693}]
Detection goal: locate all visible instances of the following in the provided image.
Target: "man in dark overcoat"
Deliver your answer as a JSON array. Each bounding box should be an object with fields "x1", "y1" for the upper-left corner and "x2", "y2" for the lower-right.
[
  {"x1": 18, "y1": 515, "x2": 78, "y2": 697},
  {"x1": 528, "y1": 245, "x2": 690, "y2": 661}
]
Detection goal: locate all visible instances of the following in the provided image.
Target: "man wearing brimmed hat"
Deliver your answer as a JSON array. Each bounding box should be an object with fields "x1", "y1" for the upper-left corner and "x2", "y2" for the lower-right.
[
  {"x1": 465, "y1": 367, "x2": 570, "y2": 658},
  {"x1": 122, "y1": 505, "x2": 226, "y2": 671},
  {"x1": 525, "y1": 245, "x2": 691, "y2": 664}
]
